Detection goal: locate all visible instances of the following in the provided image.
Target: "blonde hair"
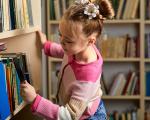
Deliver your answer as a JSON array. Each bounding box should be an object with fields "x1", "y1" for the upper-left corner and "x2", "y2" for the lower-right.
[{"x1": 61, "y1": 0, "x2": 114, "y2": 38}]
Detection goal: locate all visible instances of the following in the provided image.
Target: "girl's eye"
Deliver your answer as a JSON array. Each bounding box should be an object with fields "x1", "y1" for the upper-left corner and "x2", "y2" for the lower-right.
[{"x1": 66, "y1": 41, "x2": 73, "y2": 44}]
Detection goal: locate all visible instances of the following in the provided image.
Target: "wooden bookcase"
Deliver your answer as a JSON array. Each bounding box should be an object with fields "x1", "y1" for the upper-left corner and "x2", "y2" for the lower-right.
[
  {"x1": 0, "y1": 0, "x2": 42, "y2": 119},
  {"x1": 46, "y1": 0, "x2": 150, "y2": 119}
]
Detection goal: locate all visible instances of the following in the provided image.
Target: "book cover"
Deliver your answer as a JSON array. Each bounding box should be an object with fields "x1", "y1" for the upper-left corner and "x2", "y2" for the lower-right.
[
  {"x1": 146, "y1": 71, "x2": 150, "y2": 96},
  {"x1": 0, "y1": 62, "x2": 11, "y2": 120},
  {"x1": 13, "y1": 57, "x2": 25, "y2": 82},
  {"x1": 26, "y1": 0, "x2": 33, "y2": 26}
]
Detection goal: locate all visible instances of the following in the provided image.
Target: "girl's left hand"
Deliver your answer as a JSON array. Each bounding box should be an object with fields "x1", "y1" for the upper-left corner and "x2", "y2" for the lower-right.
[{"x1": 20, "y1": 81, "x2": 37, "y2": 104}]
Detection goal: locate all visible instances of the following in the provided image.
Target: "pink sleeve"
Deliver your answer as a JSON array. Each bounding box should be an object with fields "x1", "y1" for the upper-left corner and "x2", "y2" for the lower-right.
[
  {"x1": 31, "y1": 94, "x2": 59, "y2": 120},
  {"x1": 44, "y1": 41, "x2": 64, "y2": 58}
]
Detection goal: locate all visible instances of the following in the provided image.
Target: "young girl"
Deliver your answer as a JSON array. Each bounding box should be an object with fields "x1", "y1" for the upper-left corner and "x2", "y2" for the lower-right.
[{"x1": 20, "y1": 0, "x2": 114, "y2": 119}]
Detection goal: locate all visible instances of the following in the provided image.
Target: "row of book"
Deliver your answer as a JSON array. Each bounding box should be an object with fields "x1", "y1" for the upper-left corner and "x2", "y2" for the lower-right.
[
  {"x1": 101, "y1": 71, "x2": 140, "y2": 96},
  {"x1": 145, "y1": 33, "x2": 150, "y2": 58},
  {"x1": 49, "y1": 0, "x2": 74, "y2": 20},
  {"x1": 0, "y1": 0, "x2": 33, "y2": 32},
  {"x1": 0, "y1": 53, "x2": 30, "y2": 120},
  {"x1": 111, "y1": 0, "x2": 139, "y2": 19},
  {"x1": 99, "y1": 34, "x2": 140, "y2": 58},
  {"x1": 108, "y1": 109, "x2": 141, "y2": 120}
]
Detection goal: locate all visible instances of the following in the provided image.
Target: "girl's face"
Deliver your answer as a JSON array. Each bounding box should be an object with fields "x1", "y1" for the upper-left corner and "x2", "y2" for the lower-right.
[{"x1": 59, "y1": 21, "x2": 89, "y2": 56}]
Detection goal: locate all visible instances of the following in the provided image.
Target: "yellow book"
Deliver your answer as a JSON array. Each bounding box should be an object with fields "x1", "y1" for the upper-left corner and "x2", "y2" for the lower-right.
[
  {"x1": 22, "y1": 0, "x2": 29, "y2": 28},
  {"x1": 116, "y1": 0, "x2": 124, "y2": 19}
]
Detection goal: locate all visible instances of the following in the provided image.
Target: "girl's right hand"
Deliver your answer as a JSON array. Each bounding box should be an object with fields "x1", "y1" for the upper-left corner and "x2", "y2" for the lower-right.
[{"x1": 37, "y1": 31, "x2": 47, "y2": 47}]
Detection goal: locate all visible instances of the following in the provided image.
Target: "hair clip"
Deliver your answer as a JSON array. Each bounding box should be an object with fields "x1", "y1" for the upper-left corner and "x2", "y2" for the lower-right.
[
  {"x1": 84, "y1": 3, "x2": 99, "y2": 19},
  {"x1": 75, "y1": 0, "x2": 89, "y2": 4}
]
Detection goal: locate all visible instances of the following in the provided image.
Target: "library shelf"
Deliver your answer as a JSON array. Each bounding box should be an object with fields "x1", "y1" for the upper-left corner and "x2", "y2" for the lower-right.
[
  {"x1": 102, "y1": 95, "x2": 141, "y2": 100},
  {"x1": 145, "y1": 97, "x2": 150, "y2": 101},
  {"x1": 6, "y1": 102, "x2": 26, "y2": 120},
  {"x1": 49, "y1": 57, "x2": 140, "y2": 63},
  {"x1": 49, "y1": 19, "x2": 141, "y2": 25},
  {"x1": 145, "y1": 59, "x2": 150, "y2": 62},
  {"x1": 0, "y1": 27, "x2": 40, "y2": 40},
  {"x1": 145, "y1": 20, "x2": 150, "y2": 24}
]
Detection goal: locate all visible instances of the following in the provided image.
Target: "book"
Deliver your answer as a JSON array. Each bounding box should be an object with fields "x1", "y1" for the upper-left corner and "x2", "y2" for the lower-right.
[
  {"x1": 9, "y1": 0, "x2": 16, "y2": 30},
  {"x1": 13, "y1": 57, "x2": 26, "y2": 82},
  {"x1": 116, "y1": 0, "x2": 124, "y2": 19},
  {"x1": 146, "y1": 71, "x2": 150, "y2": 96},
  {"x1": 26, "y1": 0, "x2": 33, "y2": 26},
  {"x1": 0, "y1": 0, "x2": 2, "y2": 32},
  {"x1": 0, "y1": 62, "x2": 11, "y2": 120}
]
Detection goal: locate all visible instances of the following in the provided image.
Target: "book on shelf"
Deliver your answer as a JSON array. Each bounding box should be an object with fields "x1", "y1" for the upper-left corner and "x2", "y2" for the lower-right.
[
  {"x1": 116, "y1": 0, "x2": 125, "y2": 19},
  {"x1": 146, "y1": 71, "x2": 150, "y2": 96},
  {"x1": 99, "y1": 35, "x2": 139, "y2": 58},
  {"x1": 0, "y1": 62, "x2": 11, "y2": 120},
  {"x1": 109, "y1": 72, "x2": 126, "y2": 96},
  {"x1": 100, "y1": 73, "x2": 109, "y2": 95},
  {"x1": 107, "y1": 109, "x2": 139, "y2": 120},
  {"x1": 145, "y1": 33, "x2": 150, "y2": 58}
]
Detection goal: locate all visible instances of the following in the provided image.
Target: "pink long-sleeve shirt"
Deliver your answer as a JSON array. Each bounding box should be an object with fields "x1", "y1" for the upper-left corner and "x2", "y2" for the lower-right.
[{"x1": 31, "y1": 41, "x2": 103, "y2": 120}]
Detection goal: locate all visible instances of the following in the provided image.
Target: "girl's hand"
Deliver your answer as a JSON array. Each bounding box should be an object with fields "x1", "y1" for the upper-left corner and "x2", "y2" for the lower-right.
[
  {"x1": 20, "y1": 81, "x2": 37, "y2": 104},
  {"x1": 37, "y1": 31, "x2": 47, "y2": 47}
]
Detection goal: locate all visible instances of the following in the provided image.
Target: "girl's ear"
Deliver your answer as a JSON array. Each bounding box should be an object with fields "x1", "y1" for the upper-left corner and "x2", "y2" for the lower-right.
[{"x1": 88, "y1": 36, "x2": 96, "y2": 45}]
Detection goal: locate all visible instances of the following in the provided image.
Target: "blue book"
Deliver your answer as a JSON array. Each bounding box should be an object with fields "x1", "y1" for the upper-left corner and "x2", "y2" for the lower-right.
[
  {"x1": 0, "y1": 62, "x2": 11, "y2": 120},
  {"x1": 146, "y1": 72, "x2": 150, "y2": 96}
]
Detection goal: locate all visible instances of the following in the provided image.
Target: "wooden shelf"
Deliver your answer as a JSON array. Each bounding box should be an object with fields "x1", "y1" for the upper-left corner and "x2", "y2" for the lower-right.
[
  {"x1": 49, "y1": 57, "x2": 62, "y2": 62},
  {"x1": 0, "y1": 27, "x2": 40, "y2": 40},
  {"x1": 49, "y1": 20, "x2": 60, "y2": 24},
  {"x1": 102, "y1": 95, "x2": 140, "y2": 100},
  {"x1": 49, "y1": 57, "x2": 140, "y2": 62},
  {"x1": 49, "y1": 19, "x2": 141, "y2": 25},
  {"x1": 104, "y1": 19, "x2": 141, "y2": 24},
  {"x1": 145, "y1": 20, "x2": 150, "y2": 24},
  {"x1": 145, "y1": 59, "x2": 150, "y2": 62},
  {"x1": 145, "y1": 97, "x2": 150, "y2": 101},
  {"x1": 104, "y1": 58, "x2": 140, "y2": 62},
  {"x1": 6, "y1": 102, "x2": 26, "y2": 120}
]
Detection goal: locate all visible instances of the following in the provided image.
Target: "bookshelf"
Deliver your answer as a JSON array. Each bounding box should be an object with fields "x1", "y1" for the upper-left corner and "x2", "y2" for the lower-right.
[
  {"x1": 46, "y1": 0, "x2": 150, "y2": 119},
  {"x1": 0, "y1": 0, "x2": 42, "y2": 119}
]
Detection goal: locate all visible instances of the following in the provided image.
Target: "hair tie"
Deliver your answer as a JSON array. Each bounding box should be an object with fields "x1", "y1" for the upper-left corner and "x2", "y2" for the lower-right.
[{"x1": 75, "y1": 0, "x2": 102, "y2": 20}]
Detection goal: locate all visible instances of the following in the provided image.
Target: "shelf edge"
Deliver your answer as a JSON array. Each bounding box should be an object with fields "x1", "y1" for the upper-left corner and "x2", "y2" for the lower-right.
[{"x1": 0, "y1": 26, "x2": 40, "y2": 40}]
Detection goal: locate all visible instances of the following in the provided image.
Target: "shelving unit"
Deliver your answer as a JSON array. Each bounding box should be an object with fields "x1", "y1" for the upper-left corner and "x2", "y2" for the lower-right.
[
  {"x1": 6, "y1": 102, "x2": 26, "y2": 120},
  {"x1": 46, "y1": 0, "x2": 150, "y2": 119},
  {"x1": 0, "y1": 0, "x2": 42, "y2": 119}
]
